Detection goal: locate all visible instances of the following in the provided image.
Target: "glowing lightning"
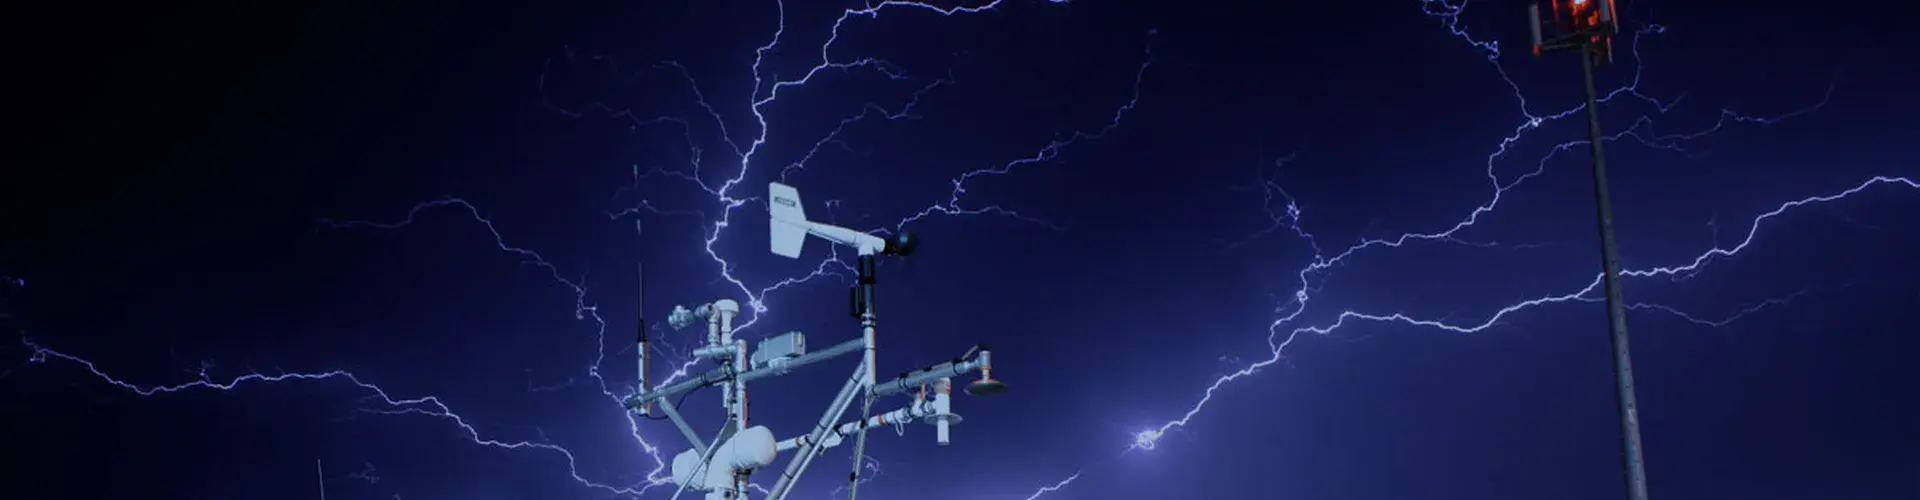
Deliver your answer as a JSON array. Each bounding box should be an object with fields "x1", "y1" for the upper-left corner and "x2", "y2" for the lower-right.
[
  {"x1": 581, "y1": 1, "x2": 1152, "y2": 498},
  {"x1": 16, "y1": 335, "x2": 661, "y2": 496},
  {"x1": 1123, "y1": 0, "x2": 1910, "y2": 466},
  {"x1": 1022, "y1": 471, "x2": 1083, "y2": 500},
  {"x1": 14, "y1": 0, "x2": 1901, "y2": 499},
  {"x1": 3, "y1": 0, "x2": 1139, "y2": 496},
  {"x1": 12, "y1": 198, "x2": 691, "y2": 495},
  {"x1": 599, "y1": 0, "x2": 1132, "y2": 339}
]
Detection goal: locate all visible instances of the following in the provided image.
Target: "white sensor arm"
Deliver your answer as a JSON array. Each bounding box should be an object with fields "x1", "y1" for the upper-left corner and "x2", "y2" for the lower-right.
[
  {"x1": 775, "y1": 380, "x2": 958, "y2": 451},
  {"x1": 625, "y1": 336, "x2": 869, "y2": 415},
  {"x1": 872, "y1": 350, "x2": 991, "y2": 397},
  {"x1": 768, "y1": 182, "x2": 888, "y2": 258}
]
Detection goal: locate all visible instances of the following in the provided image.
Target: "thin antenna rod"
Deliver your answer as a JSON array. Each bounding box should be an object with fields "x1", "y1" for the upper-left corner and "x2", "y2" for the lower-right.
[
  {"x1": 316, "y1": 459, "x2": 326, "y2": 500},
  {"x1": 637, "y1": 261, "x2": 652, "y2": 416}
]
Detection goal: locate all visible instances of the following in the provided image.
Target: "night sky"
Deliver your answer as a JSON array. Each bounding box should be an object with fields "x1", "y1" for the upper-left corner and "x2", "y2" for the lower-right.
[{"x1": 5, "y1": 1, "x2": 1917, "y2": 499}]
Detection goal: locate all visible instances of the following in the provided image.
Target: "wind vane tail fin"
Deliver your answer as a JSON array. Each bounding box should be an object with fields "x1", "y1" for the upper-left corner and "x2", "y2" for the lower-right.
[{"x1": 769, "y1": 182, "x2": 808, "y2": 258}]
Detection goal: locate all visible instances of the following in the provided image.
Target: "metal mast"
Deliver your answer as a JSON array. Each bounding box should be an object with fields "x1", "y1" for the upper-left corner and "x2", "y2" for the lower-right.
[{"x1": 1529, "y1": 2, "x2": 1650, "y2": 499}]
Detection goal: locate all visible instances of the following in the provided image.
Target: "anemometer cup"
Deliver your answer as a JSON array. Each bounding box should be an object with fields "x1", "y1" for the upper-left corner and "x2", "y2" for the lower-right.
[
  {"x1": 920, "y1": 413, "x2": 964, "y2": 425},
  {"x1": 883, "y1": 232, "x2": 919, "y2": 257},
  {"x1": 964, "y1": 378, "x2": 1008, "y2": 397}
]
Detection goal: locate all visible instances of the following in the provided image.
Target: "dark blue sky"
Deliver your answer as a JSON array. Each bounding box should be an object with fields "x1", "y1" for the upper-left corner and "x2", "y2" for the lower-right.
[{"x1": 5, "y1": 1, "x2": 1917, "y2": 499}]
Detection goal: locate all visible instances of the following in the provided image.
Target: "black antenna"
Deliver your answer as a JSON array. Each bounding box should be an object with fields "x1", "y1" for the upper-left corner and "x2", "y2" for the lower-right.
[{"x1": 636, "y1": 261, "x2": 652, "y2": 416}]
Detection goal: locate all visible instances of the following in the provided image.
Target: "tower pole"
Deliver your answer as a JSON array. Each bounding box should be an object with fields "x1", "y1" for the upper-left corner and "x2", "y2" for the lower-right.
[{"x1": 1578, "y1": 40, "x2": 1651, "y2": 500}]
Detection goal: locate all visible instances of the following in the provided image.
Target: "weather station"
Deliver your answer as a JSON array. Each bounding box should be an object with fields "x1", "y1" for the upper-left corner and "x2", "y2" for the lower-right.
[{"x1": 624, "y1": 182, "x2": 1007, "y2": 500}]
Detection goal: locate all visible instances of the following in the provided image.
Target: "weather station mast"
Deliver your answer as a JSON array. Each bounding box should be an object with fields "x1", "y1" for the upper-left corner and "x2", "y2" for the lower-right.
[
  {"x1": 1527, "y1": 2, "x2": 1650, "y2": 500},
  {"x1": 626, "y1": 182, "x2": 1008, "y2": 500}
]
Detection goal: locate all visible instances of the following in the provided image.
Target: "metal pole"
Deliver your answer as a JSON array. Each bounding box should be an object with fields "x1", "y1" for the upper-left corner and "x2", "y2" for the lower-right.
[
  {"x1": 655, "y1": 398, "x2": 709, "y2": 456},
  {"x1": 766, "y1": 361, "x2": 868, "y2": 500},
  {"x1": 845, "y1": 392, "x2": 875, "y2": 500},
  {"x1": 846, "y1": 310, "x2": 879, "y2": 500},
  {"x1": 1579, "y1": 42, "x2": 1651, "y2": 500}
]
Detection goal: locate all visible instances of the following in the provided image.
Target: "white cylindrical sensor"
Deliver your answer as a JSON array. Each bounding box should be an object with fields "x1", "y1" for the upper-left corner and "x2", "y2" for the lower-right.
[
  {"x1": 936, "y1": 417, "x2": 951, "y2": 446},
  {"x1": 670, "y1": 449, "x2": 707, "y2": 491},
  {"x1": 706, "y1": 310, "x2": 721, "y2": 346},
  {"x1": 933, "y1": 379, "x2": 953, "y2": 445},
  {"x1": 719, "y1": 425, "x2": 778, "y2": 471},
  {"x1": 714, "y1": 299, "x2": 741, "y2": 344}
]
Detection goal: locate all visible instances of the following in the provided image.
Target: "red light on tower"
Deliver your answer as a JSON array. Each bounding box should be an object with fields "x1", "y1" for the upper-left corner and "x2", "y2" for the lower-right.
[
  {"x1": 1571, "y1": 0, "x2": 1617, "y2": 64},
  {"x1": 1528, "y1": 0, "x2": 1619, "y2": 64}
]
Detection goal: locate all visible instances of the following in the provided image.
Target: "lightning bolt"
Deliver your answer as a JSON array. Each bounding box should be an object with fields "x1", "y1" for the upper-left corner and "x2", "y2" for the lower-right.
[
  {"x1": 1122, "y1": 0, "x2": 1910, "y2": 471},
  {"x1": 16, "y1": 333, "x2": 663, "y2": 496},
  {"x1": 11, "y1": 0, "x2": 1909, "y2": 499},
  {"x1": 12, "y1": 192, "x2": 688, "y2": 496},
  {"x1": 581, "y1": 1, "x2": 1150, "y2": 495},
  {"x1": 11, "y1": 0, "x2": 1146, "y2": 498},
  {"x1": 537, "y1": 0, "x2": 1152, "y2": 495}
]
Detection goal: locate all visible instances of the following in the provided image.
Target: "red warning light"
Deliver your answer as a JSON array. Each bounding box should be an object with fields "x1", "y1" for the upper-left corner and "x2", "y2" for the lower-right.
[{"x1": 1530, "y1": 0, "x2": 1619, "y2": 65}]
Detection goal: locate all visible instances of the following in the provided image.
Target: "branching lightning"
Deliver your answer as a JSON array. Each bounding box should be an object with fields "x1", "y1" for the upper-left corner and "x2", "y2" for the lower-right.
[
  {"x1": 1123, "y1": 0, "x2": 1912, "y2": 463},
  {"x1": 8, "y1": 1, "x2": 1912, "y2": 499},
  {"x1": 9, "y1": 0, "x2": 1139, "y2": 498}
]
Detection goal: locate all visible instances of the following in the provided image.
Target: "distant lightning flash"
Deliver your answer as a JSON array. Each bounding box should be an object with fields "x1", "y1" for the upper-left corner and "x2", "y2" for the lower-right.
[
  {"x1": 601, "y1": 0, "x2": 1134, "y2": 338},
  {"x1": 12, "y1": 1, "x2": 1909, "y2": 499},
  {"x1": 1124, "y1": 0, "x2": 1911, "y2": 465},
  {"x1": 17, "y1": 333, "x2": 661, "y2": 496},
  {"x1": 9, "y1": 1, "x2": 1144, "y2": 499}
]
